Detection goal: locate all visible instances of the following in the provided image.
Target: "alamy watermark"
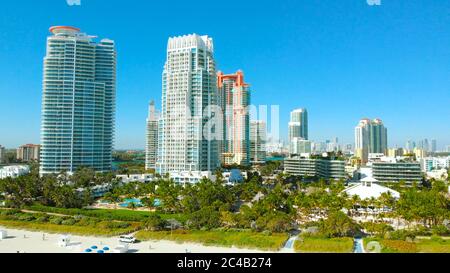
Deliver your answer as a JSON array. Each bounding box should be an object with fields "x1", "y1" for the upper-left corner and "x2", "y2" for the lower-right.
[
  {"x1": 66, "y1": 0, "x2": 81, "y2": 6},
  {"x1": 367, "y1": 0, "x2": 381, "y2": 6}
]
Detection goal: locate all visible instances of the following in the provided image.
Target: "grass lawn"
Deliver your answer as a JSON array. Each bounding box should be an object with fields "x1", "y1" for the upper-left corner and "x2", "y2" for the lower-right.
[
  {"x1": 0, "y1": 219, "x2": 140, "y2": 237},
  {"x1": 294, "y1": 237, "x2": 354, "y2": 253},
  {"x1": 415, "y1": 238, "x2": 450, "y2": 253},
  {"x1": 363, "y1": 237, "x2": 450, "y2": 253},
  {"x1": 25, "y1": 205, "x2": 187, "y2": 223},
  {"x1": 135, "y1": 230, "x2": 288, "y2": 251}
]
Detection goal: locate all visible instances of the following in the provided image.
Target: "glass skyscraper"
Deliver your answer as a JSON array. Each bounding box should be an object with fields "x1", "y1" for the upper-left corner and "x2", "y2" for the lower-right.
[
  {"x1": 145, "y1": 101, "x2": 159, "y2": 170},
  {"x1": 40, "y1": 26, "x2": 116, "y2": 175},
  {"x1": 289, "y1": 108, "x2": 308, "y2": 141},
  {"x1": 156, "y1": 34, "x2": 219, "y2": 174}
]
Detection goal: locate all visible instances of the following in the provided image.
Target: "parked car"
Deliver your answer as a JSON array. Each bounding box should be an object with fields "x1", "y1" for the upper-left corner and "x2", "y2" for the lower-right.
[{"x1": 119, "y1": 235, "x2": 136, "y2": 244}]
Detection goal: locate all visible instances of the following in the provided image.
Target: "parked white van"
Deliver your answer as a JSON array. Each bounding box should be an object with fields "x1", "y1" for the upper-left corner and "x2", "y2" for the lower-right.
[{"x1": 119, "y1": 235, "x2": 136, "y2": 244}]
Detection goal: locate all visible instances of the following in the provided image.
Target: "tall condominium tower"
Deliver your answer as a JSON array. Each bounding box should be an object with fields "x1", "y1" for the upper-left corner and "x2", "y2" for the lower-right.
[
  {"x1": 289, "y1": 108, "x2": 308, "y2": 141},
  {"x1": 156, "y1": 34, "x2": 220, "y2": 174},
  {"x1": 370, "y1": 119, "x2": 388, "y2": 154},
  {"x1": 145, "y1": 101, "x2": 159, "y2": 170},
  {"x1": 40, "y1": 26, "x2": 116, "y2": 175},
  {"x1": 217, "y1": 71, "x2": 251, "y2": 166},
  {"x1": 250, "y1": 120, "x2": 267, "y2": 164},
  {"x1": 355, "y1": 119, "x2": 371, "y2": 163},
  {"x1": 431, "y1": 139, "x2": 437, "y2": 153},
  {"x1": 354, "y1": 118, "x2": 388, "y2": 164}
]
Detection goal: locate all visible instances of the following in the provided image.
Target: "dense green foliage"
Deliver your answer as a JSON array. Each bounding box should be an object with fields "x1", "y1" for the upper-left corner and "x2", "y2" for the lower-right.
[
  {"x1": 294, "y1": 237, "x2": 354, "y2": 253},
  {"x1": 0, "y1": 209, "x2": 138, "y2": 236},
  {"x1": 135, "y1": 229, "x2": 288, "y2": 251}
]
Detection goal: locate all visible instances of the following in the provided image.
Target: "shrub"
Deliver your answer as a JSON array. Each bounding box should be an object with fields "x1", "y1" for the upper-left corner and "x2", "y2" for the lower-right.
[
  {"x1": 382, "y1": 240, "x2": 417, "y2": 253},
  {"x1": 144, "y1": 214, "x2": 166, "y2": 231},
  {"x1": 1, "y1": 209, "x2": 21, "y2": 216},
  {"x1": 17, "y1": 214, "x2": 36, "y2": 222},
  {"x1": 387, "y1": 230, "x2": 417, "y2": 241},
  {"x1": 49, "y1": 217, "x2": 63, "y2": 225},
  {"x1": 432, "y1": 225, "x2": 450, "y2": 236},
  {"x1": 97, "y1": 221, "x2": 131, "y2": 229},
  {"x1": 61, "y1": 219, "x2": 77, "y2": 226},
  {"x1": 36, "y1": 216, "x2": 49, "y2": 223}
]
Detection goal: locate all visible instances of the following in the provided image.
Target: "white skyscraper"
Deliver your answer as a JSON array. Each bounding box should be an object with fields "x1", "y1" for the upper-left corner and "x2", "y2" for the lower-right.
[
  {"x1": 40, "y1": 26, "x2": 116, "y2": 175},
  {"x1": 156, "y1": 34, "x2": 219, "y2": 174},
  {"x1": 355, "y1": 119, "x2": 371, "y2": 163},
  {"x1": 145, "y1": 101, "x2": 159, "y2": 170},
  {"x1": 288, "y1": 109, "x2": 308, "y2": 141},
  {"x1": 355, "y1": 118, "x2": 388, "y2": 164}
]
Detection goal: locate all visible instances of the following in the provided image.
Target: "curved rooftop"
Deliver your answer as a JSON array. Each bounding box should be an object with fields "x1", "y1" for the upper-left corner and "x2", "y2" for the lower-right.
[{"x1": 49, "y1": 26, "x2": 80, "y2": 35}]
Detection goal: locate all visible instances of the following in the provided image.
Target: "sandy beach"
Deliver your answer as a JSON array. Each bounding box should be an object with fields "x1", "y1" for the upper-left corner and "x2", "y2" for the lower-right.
[{"x1": 0, "y1": 226, "x2": 270, "y2": 253}]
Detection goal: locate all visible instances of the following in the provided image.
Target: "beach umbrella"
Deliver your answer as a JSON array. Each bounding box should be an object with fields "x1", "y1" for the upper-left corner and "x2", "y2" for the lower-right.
[
  {"x1": 91, "y1": 246, "x2": 98, "y2": 249},
  {"x1": 97, "y1": 250, "x2": 105, "y2": 254},
  {"x1": 103, "y1": 247, "x2": 110, "y2": 251},
  {"x1": 85, "y1": 249, "x2": 92, "y2": 253}
]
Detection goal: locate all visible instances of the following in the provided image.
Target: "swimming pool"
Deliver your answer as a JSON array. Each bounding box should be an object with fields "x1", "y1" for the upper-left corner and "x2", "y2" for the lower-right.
[{"x1": 119, "y1": 198, "x2": 143, "y2": 208}]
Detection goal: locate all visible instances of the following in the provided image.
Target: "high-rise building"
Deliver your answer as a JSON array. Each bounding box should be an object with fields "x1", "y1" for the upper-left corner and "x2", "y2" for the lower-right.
[
  {"x1": 289, "y1": 109, "x2": 308, "y2": 142},
  {"x1": 156, "y1": 34, "x2": 219, "y2": 174},
  {"x1": 17, "y1": 144, "x2": 41, "y2": 162},
  {"x1": 355, "y1": 119, "x2": 371, "y2": 163},
  {"x1": 370, "y1": 119, "x2": 388, "y2": 154},
  {"x1": 431, "y1": 139, "x2": 437, "y2": 153},
  {"x1": 40, "y1": 26, "x2": 116, "y2": 175},
  {"x1": 250, "y1": 120, "x2": 267, "y2": 164},
  {"x1": 355, "y1": 118, "x2": 388, "y2": 164},
  {"x1": 290, "y1": 138, "x2": 312, "y2": 155},
  {"x1": 0, "y1": 145, "x2": 5, "y2": 164},
  {"x1": 217, "y1": 71, "x2": 251, "y2": 166},
  {"x1": 405, "y1": 139, "x2": 416, "y2": 152},
  {"x1": 145, "y1": 101, "x2": 159, "y2": 170}
]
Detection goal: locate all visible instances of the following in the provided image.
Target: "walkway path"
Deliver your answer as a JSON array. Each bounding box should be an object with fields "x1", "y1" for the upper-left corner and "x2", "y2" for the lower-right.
[
  {"x1": 353, "y1": 238, "x2": 365, "y2": 253},
  {"x1": 280, "y1": 235, "x2": 298, "y2": 253}
]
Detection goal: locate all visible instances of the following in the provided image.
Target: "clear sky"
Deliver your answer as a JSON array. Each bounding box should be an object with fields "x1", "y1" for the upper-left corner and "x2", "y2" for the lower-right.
[{"x1": 0, "y1": 0, "x2": 449, "y2": 150}]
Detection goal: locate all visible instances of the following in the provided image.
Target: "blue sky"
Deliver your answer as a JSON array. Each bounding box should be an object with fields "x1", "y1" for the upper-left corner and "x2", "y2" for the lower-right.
[{"x1": 0, "y1": 0, "x2": 449, "y2": 150}]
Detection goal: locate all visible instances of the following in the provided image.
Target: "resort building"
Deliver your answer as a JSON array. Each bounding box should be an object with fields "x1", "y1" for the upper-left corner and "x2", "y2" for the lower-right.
[
  {"x1": 288, "y1": 108, "x2": 308, "y2": 142},
  {"x1": 284, "y1": 156, "x2": 346, "y2": 180},
  {"x1": 0, "y1": 165, "x2": 30, "y2": 179},
  {"x1": 343, "y1": 177, "x2": 400, "y2": 200},
  {"x1": 16, "y1": 144, "x2": 41, "y2": 162},
  {"x1": 145, "y1": 101, "x2": 159, "y2": 170},
  {"x1": 372, "y1": 162, "x2": 422, "y2": 185},
  {"x1": 156, "y1": 34, "x2": 220, "y2": 175},
  {"x1": 217, "y1": 71, "x2": 251, "y2": 166},
  {"x1": 169, "y1": 171, "x2": 216, "y2": 185},
  {"x1": 116, "y1": 174, "x2": 156, "y2": 184},
  {"x1": 250, "y1": 120, "x2": 267, "y2": 165},
  {"x1": 420, "y1": 157, "x2": 450, "y2": 172},
  {"x1": 40, "y1": 26, "x2": 116, "y2": 175}
]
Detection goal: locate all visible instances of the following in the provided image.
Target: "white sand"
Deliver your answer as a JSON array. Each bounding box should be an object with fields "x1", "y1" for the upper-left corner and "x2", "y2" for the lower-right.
[{"x1": 0, "y1": 227, "x2": 271, "y2": 253}]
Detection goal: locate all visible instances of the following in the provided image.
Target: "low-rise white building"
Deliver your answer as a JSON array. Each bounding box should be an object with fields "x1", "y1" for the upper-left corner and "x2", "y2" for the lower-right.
[
  {"x1": 0, "y1": 165, "x2": 30, "y2": 179},
  {"x1": 420, "y1": 157, "x2": 450, "y2": 172},
  {"x1": 169, "y1": 171, "x2": 216, "y2": 185},
  {"x1": 343, "y1": 177, "x2": 400, "y2": 200},
  {"x1": 116, "y1": 174, "x2": 155, "y2": 184}
]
